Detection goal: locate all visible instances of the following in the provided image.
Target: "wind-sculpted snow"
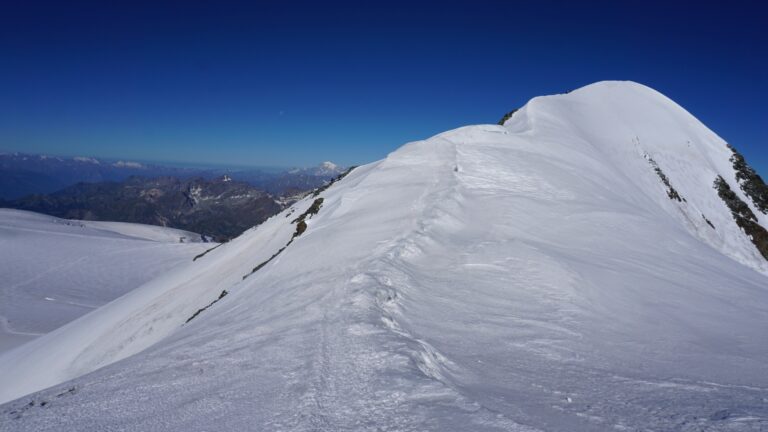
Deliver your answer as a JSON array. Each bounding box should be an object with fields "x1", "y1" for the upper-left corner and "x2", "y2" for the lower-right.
[{"x1": 2, "y1": 81, "x2": 768, "y2": 431}]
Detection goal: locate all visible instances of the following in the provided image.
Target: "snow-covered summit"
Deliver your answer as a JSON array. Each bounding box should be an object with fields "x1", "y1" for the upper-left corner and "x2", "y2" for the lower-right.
[
  {"x1": 112, "y1": 160, "x2": 144, "y2": 169},
  {"x1": 499, "y1": 80, "x2": 768, "y2": 272},
  {"x1": 288, "y1": 161, "x2": 345, "y2": 176},
  {"x1": 317, "y1": 160, "x2": 340, "y2": 174},
  {"x1": 72, "y1": 156, "x2": 100, "y2": 164},
  {"x1": 2, "y1": 81, "x2": 767, "y2": 431}
]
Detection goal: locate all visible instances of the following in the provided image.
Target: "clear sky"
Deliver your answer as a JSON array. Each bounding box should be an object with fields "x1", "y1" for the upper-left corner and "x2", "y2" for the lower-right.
[{"x1": 1, "y1": 1, "x2": 766, "y2": 173}]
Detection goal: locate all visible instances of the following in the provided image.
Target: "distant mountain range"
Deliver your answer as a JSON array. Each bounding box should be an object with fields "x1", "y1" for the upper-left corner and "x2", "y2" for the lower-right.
[
  {"x1": 0, "y1": 153, "x2": 192, "y2": 200},
  {"x1": 0, "y1": 154, "x2": 347, "y2": 239},
  {"x1": 3, "y1": 176, "x2": 279, "y2": 241},
  {"x1": 0, "y1": 152, "x2": 345, "y2": 199}
]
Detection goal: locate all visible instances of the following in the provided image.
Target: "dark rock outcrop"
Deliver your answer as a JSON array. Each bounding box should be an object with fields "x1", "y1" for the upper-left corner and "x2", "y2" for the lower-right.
[
  {"x1": 645, "y1": 154, "x2": 685, "y2": 202},
  {"x1": 728, "y1": 144, "x2": 768, "y2": 215},
  {"x1": 714, "y1": 176, "x2": 768, "y2": 260},
  {"x1": 497, "y1": 109, "x2": 518, "y2": 125}
]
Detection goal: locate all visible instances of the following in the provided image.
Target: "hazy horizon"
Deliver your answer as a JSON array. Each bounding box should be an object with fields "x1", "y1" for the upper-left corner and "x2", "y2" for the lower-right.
[{"x1": 0, "y1": 147, "x2": 339, "y2": 172}]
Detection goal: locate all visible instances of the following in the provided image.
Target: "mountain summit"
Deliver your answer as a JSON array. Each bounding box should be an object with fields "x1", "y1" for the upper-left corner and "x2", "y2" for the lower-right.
[
  {"x1": 288, "y1": 161, "x2": 345, "y2": 177},
  {"x1": 2, "y1": 81, "x2": 767, "y2": 431},
  {"x1": 317, "y1": 161, "x2": 341, "y2": 175}
]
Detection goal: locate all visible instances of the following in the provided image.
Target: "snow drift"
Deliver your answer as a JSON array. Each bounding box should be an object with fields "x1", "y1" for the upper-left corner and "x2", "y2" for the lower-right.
[{"x1": 1, "y1": 81, "x2": 767, "y2": 431}]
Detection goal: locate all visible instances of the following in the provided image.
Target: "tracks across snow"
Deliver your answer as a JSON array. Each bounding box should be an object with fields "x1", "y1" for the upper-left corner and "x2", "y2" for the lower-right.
[{"x1": 254, "y1": 135, "x2": 536, "y2": 430}]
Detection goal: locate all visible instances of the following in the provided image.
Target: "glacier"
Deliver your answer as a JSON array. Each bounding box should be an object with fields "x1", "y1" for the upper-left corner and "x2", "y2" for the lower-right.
[{"x1": 0, "y1": 209, "x2": 209, "y2": 354}]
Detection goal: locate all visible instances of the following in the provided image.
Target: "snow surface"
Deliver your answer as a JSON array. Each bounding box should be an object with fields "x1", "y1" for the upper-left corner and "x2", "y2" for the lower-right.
[
  {"x1": 0, "y1": 209, "x2": 210, "y2": 353},
  {"x1": 1, "y1": 81, "x2": 767, "y2": 431}
]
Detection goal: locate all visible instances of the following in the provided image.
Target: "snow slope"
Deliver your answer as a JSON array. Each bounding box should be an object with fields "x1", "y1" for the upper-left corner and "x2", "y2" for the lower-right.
[
  {"x1": 0, "y1": 209, "x2": 210, "y2": 353},
  {"x1": 2, "y1": 81, "x2": 768, "y2": 431}
]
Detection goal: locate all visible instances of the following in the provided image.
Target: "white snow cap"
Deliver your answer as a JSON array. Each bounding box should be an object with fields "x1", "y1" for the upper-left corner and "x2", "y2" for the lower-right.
[
  {"x1": 73, "y1": 156, "x2": 100, "y2": 164},
  {"x1": 316, "y1": 160, "x2": 341, "y2": 175},
  {"x1": 112, "y1": 160, "x2": 144, "y2": 168},
  {"x1": 320, "y1": 161, "x2": 338, "y2": 170}
]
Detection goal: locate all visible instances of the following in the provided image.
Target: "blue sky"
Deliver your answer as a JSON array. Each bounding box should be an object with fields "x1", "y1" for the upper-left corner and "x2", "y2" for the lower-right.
[{"x1": 1, "y1": 1, "x2": 766, "y2": 173}]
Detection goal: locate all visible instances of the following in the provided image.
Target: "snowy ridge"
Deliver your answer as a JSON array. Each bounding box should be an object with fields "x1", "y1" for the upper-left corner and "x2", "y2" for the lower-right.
[{"x1": 1, "y1": 81, "x2": 767, "y2": 431}]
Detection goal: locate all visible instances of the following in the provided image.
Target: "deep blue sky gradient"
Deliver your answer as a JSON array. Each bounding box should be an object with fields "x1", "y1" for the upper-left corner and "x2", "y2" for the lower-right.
[{"x1": 1, "y1": 1, "x2": 766, "y2": 172}]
